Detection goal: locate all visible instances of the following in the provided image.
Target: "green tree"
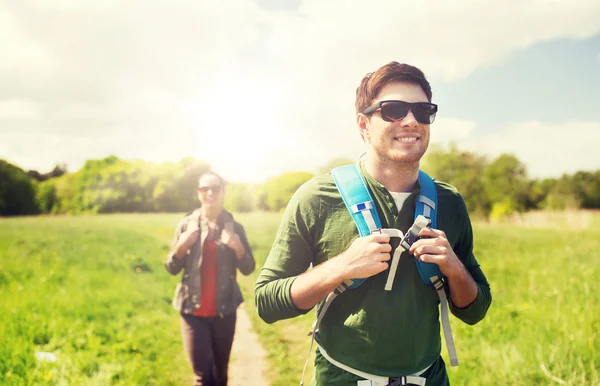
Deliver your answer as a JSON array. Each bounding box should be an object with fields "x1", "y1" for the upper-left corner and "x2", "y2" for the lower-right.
[
  {"x1": 318, "y1": 157, "x2": 355, "y2": 175},
  {"x1": 36, "y1": 179, "x2": 57, "y2": 214},
  {"x1": 483, "y1": 154, "x2": 529, "y2": 213},
  {"x1": 526, "y1": 178, "x2": 556, "y2": 210},
  {"x1": 68, "y1": 156, "x2": 212, "y2": 214},
  {"x1": 257, "y1": 171, "x2": 314, "y2": 211},
  {"x1": 572, "y1": 171, "x2": 600, "y2": 209},
  {"x1": 52, "y1": 172, "x2": 79, "y2": 214},
  {"x1": 540, "y1": 171, "x2": 600, "y2": 210},
  {"x1": 152, "y1": 158, "x2": 212, "y2": 212},
  {"x1": 421, "y1": 145, "x2": 490, "y2": 218},
  {"x1": 0, "y1": 160, "x2": 39, "y2": 216},
  {"x1": 224, "y1": 183, "x2": 255, "y2": 213}
]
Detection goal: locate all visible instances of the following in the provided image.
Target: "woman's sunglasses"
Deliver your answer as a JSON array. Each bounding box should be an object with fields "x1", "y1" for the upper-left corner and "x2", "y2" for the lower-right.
[
  {"x1": 197, "y1": 185, "x2": 222, "y2": 194},
  {"x1": 362, "y1": 100, "x2": 438, "y2": 124}
]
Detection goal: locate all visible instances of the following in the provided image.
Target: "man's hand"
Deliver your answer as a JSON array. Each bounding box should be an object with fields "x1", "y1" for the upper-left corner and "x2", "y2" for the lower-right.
[
  {"x1": 409, "y1": 227, "x2": 463, "y2": 279},
  {"x1": 409, "y1": 227, "x2": 479, "y2": 308},
  {"x1": 220, "y1": 229, "x2": 246, "y2": 260},
  {"x1": 290, "y1": 233, "x2": 391, "y2": 311},
  {"x1": 335, "y1": 234, "x2": 392, "y2": 281}
]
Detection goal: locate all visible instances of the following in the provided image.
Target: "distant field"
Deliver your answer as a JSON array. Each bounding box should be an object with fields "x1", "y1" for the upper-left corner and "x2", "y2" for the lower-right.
[{"x1": 1, "y1": 211, "x2": 599, "y2": 385}]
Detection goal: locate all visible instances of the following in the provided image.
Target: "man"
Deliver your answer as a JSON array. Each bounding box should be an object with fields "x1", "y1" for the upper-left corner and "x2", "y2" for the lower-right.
[{"x1": 255, "y1": 62, "x2": 492, "y2": 385}]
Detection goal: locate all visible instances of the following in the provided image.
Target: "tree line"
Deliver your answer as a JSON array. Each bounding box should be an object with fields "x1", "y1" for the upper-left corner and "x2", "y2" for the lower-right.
[{"x1": 1, "y1": 147, "x2": 598, "y2": 219}]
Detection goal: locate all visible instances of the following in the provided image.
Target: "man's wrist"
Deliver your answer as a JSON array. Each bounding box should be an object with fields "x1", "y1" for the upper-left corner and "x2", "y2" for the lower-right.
[
  {"x1": 324, "y1": 253, "x2": 351, "y2": 284},
  {"x1": 446, "y1": 259, "x2": 468, "y2": 281}
]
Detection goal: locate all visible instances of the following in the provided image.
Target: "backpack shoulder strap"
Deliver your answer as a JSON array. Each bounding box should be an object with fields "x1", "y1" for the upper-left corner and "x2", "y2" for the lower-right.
[
  {"x1": 331, "y1": 164, "x2": 382, "y2": 289},
  {"x1": 417, "y1": 170, "x2": 437, "y2": 228},
  {"x1": 414, "y1": 170, "x2": 446, "y2": 284},
  {"x1": 332, "y1": 164, "x2": 382, "y2": 236},
  {"x1": 416, "y1": 170, "x2": 459, "y2": 366}
]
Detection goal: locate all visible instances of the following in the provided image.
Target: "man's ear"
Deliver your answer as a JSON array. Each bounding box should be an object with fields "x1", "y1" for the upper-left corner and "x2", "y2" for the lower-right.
[{"x1": 357, "y1": 113, "x2": 370, "y2": 143}]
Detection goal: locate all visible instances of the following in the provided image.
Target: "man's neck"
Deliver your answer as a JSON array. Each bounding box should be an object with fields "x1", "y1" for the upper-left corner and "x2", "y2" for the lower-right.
[{"x1": 364, "y1": 154, "x2": 419, "y2": 193}]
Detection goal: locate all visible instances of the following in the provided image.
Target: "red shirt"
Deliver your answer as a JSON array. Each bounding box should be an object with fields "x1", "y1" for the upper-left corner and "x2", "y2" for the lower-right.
[{"x1": 193, "y1": 239, "x2": 218, "y2": 317}]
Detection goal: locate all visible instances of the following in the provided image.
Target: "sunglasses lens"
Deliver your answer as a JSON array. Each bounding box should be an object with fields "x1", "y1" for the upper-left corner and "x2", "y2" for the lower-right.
[
  {"x1": 413, "y1": 103, "x2": 437, "y2": 124},
  {"x1": 380, "y1": 101, "x2": 410, "y2": 122}
]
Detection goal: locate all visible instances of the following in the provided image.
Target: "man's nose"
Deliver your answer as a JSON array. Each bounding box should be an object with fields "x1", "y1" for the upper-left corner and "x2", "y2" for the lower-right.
[{"x1": 400, "y1": 109, "x2": 419, "y2": 127}]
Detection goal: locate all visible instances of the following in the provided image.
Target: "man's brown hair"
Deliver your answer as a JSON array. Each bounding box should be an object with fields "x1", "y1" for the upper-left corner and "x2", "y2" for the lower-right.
[{"x1": 355, "y1": 62, "x2": 432, "y2": 114}]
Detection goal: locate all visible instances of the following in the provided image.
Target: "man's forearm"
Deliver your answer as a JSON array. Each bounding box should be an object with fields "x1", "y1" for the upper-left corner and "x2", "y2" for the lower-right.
[
  {"x1": 290, "y1": 256, "x2": 348, "y2": 311},
  {"x1": 446, "y1": 263, "x2": 478, "y2": 308}
]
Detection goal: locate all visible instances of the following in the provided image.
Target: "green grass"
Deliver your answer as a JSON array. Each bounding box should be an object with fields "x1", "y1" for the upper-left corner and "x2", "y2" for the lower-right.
[
  {"x1": 1, "y1": 212, "x2": 599, "y2": 385},
  {"x1": 239, "y1": 212, "x2": 600, "y2": 385},
  {"x1": 0, "y1": 214, "x2": 188, "y2": 385}
]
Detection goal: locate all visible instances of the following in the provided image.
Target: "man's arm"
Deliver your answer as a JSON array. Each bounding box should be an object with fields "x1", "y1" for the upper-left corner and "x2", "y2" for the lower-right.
[
  {"x1": 410, "y1": 226, "x2": 479, "y2": 308},
  {"x1": 410, "y1": 196, "x2": 491, "y2": 325},
  {"x1": 255, "y1": 179, "x2": 392, "y2": 323},
  {"x1": 290, "y1": 234, "x2": 392, "y2": 311}
]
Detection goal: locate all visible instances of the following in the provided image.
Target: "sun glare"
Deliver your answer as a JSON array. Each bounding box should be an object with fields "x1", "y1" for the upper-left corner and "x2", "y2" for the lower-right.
[{"x1": 187, "y1": 74, "x2": 287, "y2": 183}]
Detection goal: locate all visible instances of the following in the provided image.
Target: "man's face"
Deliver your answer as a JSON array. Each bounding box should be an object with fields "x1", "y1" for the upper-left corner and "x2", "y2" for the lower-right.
[
  {"x1": 358, "y1": 81, "x2": 431, "y2": 165},
  {"x1": 197, "y1": 174, "x2": 224, "y2": 210}
]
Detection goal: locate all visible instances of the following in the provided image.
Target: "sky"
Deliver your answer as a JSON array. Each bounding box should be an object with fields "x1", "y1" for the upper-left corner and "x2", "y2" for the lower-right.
[{"x1": 0, "y1": 0, "x2": 599, "y2": 183}]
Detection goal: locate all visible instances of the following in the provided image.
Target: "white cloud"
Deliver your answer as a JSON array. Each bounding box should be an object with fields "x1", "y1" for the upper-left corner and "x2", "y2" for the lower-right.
[
  {"x1": 266, "y1": 0, "x2": 600, "y2": 84},
  {"x1": 431, "y1": 118, "x2": 477, "y2": 144},
  {"x1": 461, "y1": 120, "x2": 600, "y2": 178},
  {"x1": 0, "y1": 10, "x2": 57, "y2": 74},
  {"x1": 0, "y1": 99, "x2": 41, "y2": 120},
  {"x1": 1, "y1": 0, "x2": 600, "y2": 181}
]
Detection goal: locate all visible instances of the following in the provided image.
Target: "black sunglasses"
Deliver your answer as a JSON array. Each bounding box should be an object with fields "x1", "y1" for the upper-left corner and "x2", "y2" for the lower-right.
[
  {"x1": 362, "y1": 100, "x2": 438, "y2": 124},
  {"x1": 197, "y1": 185, "x2": 222, "y2": 194}
]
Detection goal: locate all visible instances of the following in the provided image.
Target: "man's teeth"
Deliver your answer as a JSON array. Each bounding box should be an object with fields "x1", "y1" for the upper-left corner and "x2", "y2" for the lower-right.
[{"x1": 396, "y1": 137, "x2": 418, "y2": 142}]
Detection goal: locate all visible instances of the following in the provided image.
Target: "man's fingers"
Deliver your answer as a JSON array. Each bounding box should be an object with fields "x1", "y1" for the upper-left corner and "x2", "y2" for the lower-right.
[
  {"x1": 413, "y1": 245, "x2": 445, "y2": 257},
  {"x1": 377, "y1": 252, "x2": 391, "y2": 261},
  {"x1": 377, "y1": 243, "x2": 392, "y2": 253},
  {"x1": 416, "y1": 254, "x2": 440, "y2": 264},
  {"x1": 369, "y1": 234, "x2": 391, "y2": 244},
  {"x1": 417, "y1": 227, "x2": 445, "y2": 238},
  {"x1": 409, "y1": 235, "x2": 449, "y2": 254}
]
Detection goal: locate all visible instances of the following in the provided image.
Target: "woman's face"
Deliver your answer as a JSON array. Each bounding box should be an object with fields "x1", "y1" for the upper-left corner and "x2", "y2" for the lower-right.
[{"x1": 197, "y1": 174, "x2": 225, "y2": 211}]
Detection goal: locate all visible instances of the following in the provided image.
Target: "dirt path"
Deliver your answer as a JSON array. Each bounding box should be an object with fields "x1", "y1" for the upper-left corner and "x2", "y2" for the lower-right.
[{"x1": 229, "y1": 304, "x2": 269, "y2": 385}]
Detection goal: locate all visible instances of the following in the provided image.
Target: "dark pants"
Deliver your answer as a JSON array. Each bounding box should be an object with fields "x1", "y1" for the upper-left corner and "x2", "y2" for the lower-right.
[{"x1": 180, "y1": 312, "x2": 237, "y2": 386}]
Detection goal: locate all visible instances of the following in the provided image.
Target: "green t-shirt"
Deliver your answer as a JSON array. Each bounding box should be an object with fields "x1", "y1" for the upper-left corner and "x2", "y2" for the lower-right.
[{"x1": 255, "y1": 164, "x2": 492, "y2": 384}]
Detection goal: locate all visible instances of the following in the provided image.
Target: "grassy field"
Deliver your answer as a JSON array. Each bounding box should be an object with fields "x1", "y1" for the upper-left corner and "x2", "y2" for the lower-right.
[{"x1": 1, "y1": 211, "x2": 599, "y2": 385}]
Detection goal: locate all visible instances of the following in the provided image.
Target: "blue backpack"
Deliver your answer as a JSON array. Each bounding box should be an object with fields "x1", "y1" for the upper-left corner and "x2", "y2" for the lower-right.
[
  {"x1": 300, "y1": 165, "x2": 459, "y2": 386},
  {"x1": 331, "y1": 164, "x2": 445, "y2": 289}
]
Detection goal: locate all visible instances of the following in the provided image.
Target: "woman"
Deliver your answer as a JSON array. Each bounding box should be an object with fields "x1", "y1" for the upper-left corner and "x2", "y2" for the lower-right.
[{"x1": 165, "y1": 172, "x2": 255, "y2": 386}]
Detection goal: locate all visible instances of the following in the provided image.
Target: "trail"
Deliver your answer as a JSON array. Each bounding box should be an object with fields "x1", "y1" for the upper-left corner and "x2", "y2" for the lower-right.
[{"x1": 229, "y1": 304, "x2": 269, "y2": 385}]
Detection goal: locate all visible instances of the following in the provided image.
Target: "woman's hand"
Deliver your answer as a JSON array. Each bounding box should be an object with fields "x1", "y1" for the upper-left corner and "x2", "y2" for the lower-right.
[
  {"x1": 220, "y1": 229, "x2": 246, "y2": 259},
  {"x1": 174, "y1": 221, "x2": 200, "y2": 258}
]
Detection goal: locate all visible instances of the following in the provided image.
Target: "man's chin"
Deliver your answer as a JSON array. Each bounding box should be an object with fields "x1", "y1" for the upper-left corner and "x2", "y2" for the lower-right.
[{"x1": 387, "y1": 151, "x2": 424, "y2": 164}]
